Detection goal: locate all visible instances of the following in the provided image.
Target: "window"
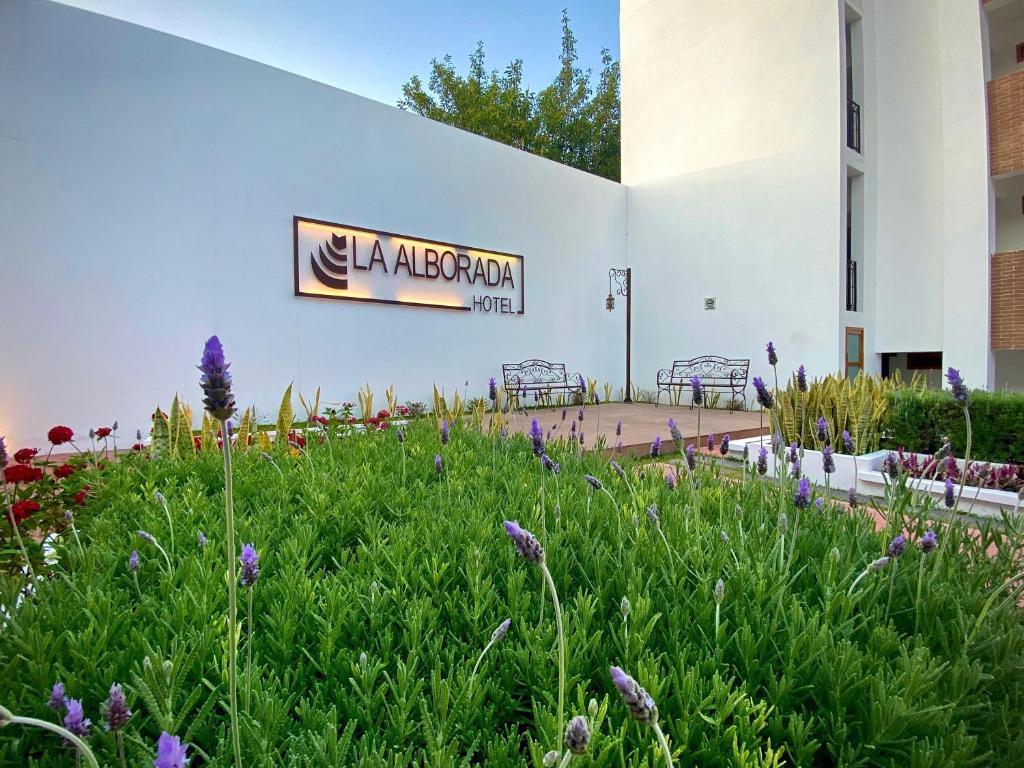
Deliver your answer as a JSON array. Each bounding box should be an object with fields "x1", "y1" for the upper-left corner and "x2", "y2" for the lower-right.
[{"x1": 845, "y1": 327, "x2": 864, "y2": 380}]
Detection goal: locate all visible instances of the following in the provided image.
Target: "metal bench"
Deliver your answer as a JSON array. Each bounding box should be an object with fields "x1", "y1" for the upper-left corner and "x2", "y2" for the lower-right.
[
  {"x1": 502, "y1": 359, "x2": 585, "y2": 404},
  {"x1": 656, "y1": 356, "x2": 749, "y2": 407}
]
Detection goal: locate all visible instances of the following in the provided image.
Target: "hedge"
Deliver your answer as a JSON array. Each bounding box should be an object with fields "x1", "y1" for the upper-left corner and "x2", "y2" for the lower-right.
[{"x1": 883, "y1": 388, "x2": 1024, "y2": 465}]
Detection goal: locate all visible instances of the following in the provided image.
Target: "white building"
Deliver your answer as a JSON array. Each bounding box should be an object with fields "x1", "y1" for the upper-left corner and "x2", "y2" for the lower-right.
[{"x1": 1, "y1": 0, "x2": 1021, "y2": 448}]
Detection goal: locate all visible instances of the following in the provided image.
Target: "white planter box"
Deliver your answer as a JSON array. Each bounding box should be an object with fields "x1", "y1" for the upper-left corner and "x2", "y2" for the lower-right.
[{"x1": 726, "y1": 434, "x2": 887, "y2": 491}]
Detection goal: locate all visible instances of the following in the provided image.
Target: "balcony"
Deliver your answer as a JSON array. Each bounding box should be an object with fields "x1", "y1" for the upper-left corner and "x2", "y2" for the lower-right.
[
  {"x1": 846, "y1": 259, "x2": 858, "y2": 311},
  {"x1": 992, "y1": 250, "x2": 1024, "y2": 349},
  {"x1": 846, "y1": 98, "x2": 861, "y2": 153}
]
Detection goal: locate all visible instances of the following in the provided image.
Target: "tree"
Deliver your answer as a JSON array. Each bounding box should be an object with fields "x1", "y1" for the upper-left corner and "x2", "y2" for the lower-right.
[{"x1": 398, "y1": 11, "x2": 620, "y2": 181}]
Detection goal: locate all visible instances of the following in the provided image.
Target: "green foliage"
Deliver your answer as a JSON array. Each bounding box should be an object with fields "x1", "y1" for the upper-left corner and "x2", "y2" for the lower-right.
[
  {"x1": 1, "y1": 421, "x2": 1022, "y2": 766},
  {"x1": 883, "y1": 388, "x2": 1024, "y2": 464},
  {"x1": 776, "y1": 372, "x2": 901, "y2": 453},
  {"x1": 399, "y1": 11, "x2": 620, "y2": 181}
]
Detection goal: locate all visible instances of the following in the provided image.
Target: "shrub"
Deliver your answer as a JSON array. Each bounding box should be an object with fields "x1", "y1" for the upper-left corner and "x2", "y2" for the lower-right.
[
  {"x1": 1, "y1": 415, "x2": 1022, "y2": 766},
  {"x1": 884, "y1": 388, "x2": 1024, "y2": 464}
]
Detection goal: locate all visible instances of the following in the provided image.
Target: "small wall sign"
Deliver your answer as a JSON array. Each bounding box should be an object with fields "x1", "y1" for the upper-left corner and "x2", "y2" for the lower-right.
[
  {"x1": 293, "y1": 216, "x2": 524, "y2": 315},
  {"x1": 704, "y1": 297, "x2": 717, "y2": 311}
]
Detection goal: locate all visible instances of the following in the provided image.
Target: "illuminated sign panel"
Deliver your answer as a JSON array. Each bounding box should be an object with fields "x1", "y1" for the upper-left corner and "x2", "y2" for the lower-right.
[{"x1": 293, "y1": 216, "x2": 524, "y2": 315}]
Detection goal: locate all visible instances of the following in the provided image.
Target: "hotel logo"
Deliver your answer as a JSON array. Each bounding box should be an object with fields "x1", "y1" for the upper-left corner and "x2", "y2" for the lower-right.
[{"x1": 293, "y1": 216, "x2": 524, "y2": 315}]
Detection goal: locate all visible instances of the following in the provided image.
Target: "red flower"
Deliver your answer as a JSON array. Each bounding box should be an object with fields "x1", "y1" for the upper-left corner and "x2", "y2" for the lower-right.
[
  {"x1": 10, "y1": 499, "x2": 40, "y2": 524},
  {"x1": 376, "y1": 409, "x2": 391, "y2": 420},
  {"x1": 312, "y1": 415, "x2": 328, "y2": 426},
  {"x1": 287, "y1": 431, "x2": 306, "y2": 448},
  {"x1": 14, "y1": 448, "x2": 38, "y2": 464},
  {"x1": 95, "y1": 427, "x2": 112, "y2": 439},
  {"x1": 132, "y1": 443, "x2": 144, "y2": 452},
  {"x1": 4, "y1": 464, "x2": 43, "y2": 484},
  {"x1": 47, "y1": 426, "x2": 74, "y2": 445},
  {"x1": 74, "y1": 485, "x2": 91, "y2": 506},
  {"x1": 53, "y1": 463, "x2": 75, "y2": 479},
  {"x1": 193, "y1": 436, "x2": 202, "y2": 450},
  {"x1": 396, "y1": 405, "x2": 411, "y2": 416}
]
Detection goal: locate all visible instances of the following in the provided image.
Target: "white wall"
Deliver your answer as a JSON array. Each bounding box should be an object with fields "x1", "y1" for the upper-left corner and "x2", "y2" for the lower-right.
[
  {"x1": 0, "y1": 0, "x2": 627, "y2": 449},
  {"x1": 621, "y1": 0, "x2": 843, "y2": 389}
]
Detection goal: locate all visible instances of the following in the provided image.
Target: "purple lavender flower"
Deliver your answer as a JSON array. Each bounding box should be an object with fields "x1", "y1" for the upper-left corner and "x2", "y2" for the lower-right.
[
  {"x1": 650, "y1": 436, "x2": 662, "y2": 458},
  {"x1": 198, "y1": 336, "x2": 235, "y2": 420},
  {"x1": 488, "y1": 377, "x2": 497, "y2": 402},
  {"x1": 565, "y1": 715, "x2": 590, "y2": 755},
  {"x1": 646, "y1": 504, "x2": 660, "y2": 526},
  {"x1": 103, "y1": 683, "x2": 131, "y2": 732},
  {"x1": 491, "y1": 618, "x2": 511, "y2": 642},
  {"x1": 788, "y1": 443, "x2": 798, "y2": 464},
  {"x1": 707, "y1": 433, "x2": 715, "y2": 451},
  {"x1": 685, "y1": 444, "x2": 696, "y2": 471},
  {"x1": 772, "y1": 432, "x2": 782, "y2": 454},
  {"x1": 847, "y1": 487, "x2": 858, "y2": 507},
  {"x1": 577, "y1": 408, "x2": 584, "y2": 423},
  {"x1": 48, "y1": 681, "x2": 67, "y2": 711},
  {"x1": 794, "y1": 477, "x2": 811, "y2": 508},
  {"x1": 946, "y1": 367, "x2": 969, "y2": 406},
  {"x1": 944, "y1": 477, "x2": 955, "y2": 508},
  {"x1": 816, "y1": 417, "x2": 828, "y2": 442},
  {"x1": 136, "y1": 429, "x2": 143, "y2": 443},
  {"x1": 239, "y1": 543, "x2": 260, "y2": 586},
  {"x1": 502, "y1": 520, "x2": 543, "y2": 564},
  {"x1": 440, "y1": 419, "x2": 450, "y2": 445},
  {"x1": 766, "y1": 341, "x2": 778, "y2": 366},
  {"x1": 667, "y1": 418, "x2": 682, "y2": 443},
  {"x1": 666, "y1": 470, "x2": 676, "y2": 491},
  {"x1": 870, "y1": 556, "x2": 892, "y2": 572},
  {"x1": 822, "y1": 445, "x2": 835, "y2": 474},
  {"x1": 0, "y1": 435, "x2": 7, "y2": 468},
  {"x1": 690, "y1": 376, "x2": 704, "y2": 406},
  {"x1": 594, "y1": 392, "x2": 601, "y2": 405},
  {"x1": 434, "y1": 454, "x2": 443, "y2": 474},
  {"x1": 579, "y1": 431, "x2": 584, "y2": 447},
  {"x1": 154, "y1": 732, "x2": 189, "y2": 768},
  {"x1": 615, "y1": 421, "x2": 622, "y2": 437},
  {"x1": 584, "y1": 475, "x2": 602, "y2": 490},
  {"x1": 919, "y1": 530, "x2": 938, "y2": 553},
  {"x1": 138, "y1": 530, "x2": 156, "y2": 545},
  {"x1": 129, "y1": 550, "x2": 140, "y2": 572},
  {"x1": 888, "y1": 535, "x2": 907, "y2": 558},
  {"x1": 197, "y1": 531, "x2": 207, "y2": 548},
  {"x1": 63, "y1": 698, "x2": 91, "y2": 739},
  {"x1": 530, "y1": 419, "x2": 544, "y2": 456},
  {"x1": 720, "y1": 434, "x2": 730, "y2": 456},
  {"x1": 752, "y1": 376, "x2": 774, "y2": 409},
  {"x1": 609, "y1": 666, "x2": 657, "y2": 725},
  {"x1": 814, "y1": 498, "x2": 824, "y2": 511},
  {"x1": 756, "y1": 446, "x2": 768, "y2": 475},
  {"x1": 541, "y1": 453, "x2": 560, "y2": 475},
  {"x1": 842, "y1": 430, "x2": 855, "y2": 454},
  {"x1": 790, "y1": 458, "x2": 801, "y2": 479},
  {"x1": 796, "y1": 365, "x2": 808, "y2": 392},
  {"x1": 611, "y1": 461, "x2": 625, "y2": 480},
  {"x1": 720, "y1": 530, "x2": 730, "y2": 544}
]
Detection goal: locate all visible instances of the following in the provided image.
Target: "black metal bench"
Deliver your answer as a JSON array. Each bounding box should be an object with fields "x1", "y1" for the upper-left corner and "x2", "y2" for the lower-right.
[
  {"x1": 502, "y1": 359, "x2": 585, "y2": 404},
  {"x1": 656, "y1": 356, "x2": 749, "y2": 407}
]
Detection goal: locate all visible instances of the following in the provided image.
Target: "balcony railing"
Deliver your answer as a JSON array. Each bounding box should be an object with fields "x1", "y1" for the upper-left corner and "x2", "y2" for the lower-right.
[
  {"x1": 847, "y1": 98, "x2": 861, "y2": 153},
  {"x1": 846, "y1": 259, "x2": 858, "y2": 311}
]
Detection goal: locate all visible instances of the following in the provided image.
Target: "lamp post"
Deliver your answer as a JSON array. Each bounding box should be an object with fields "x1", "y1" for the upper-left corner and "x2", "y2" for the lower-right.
[{"x1": 606, "y1": 267, "x2": 632, "y2": 403}]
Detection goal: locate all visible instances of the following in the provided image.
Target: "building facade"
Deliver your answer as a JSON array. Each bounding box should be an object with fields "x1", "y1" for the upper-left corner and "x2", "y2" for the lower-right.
[
  {"x1": 1, "y1": 0, "x2": 1020, "y2": 448},
  {"x1": 623, "y1": 0, "x2": 1023, "y2": 392}
]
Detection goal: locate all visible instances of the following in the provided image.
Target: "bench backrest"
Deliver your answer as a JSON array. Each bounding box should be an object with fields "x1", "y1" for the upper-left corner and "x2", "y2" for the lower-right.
[
  {"x1": 502, "y1": 359, "x2": 572, "y2": 389},
  {"x1": 669, "y1": 356, "x2": 749, "y2": 385}
]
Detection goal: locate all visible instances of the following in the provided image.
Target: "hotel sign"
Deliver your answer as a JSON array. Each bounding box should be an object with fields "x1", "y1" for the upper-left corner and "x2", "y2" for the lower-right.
[{"x1": 293, "y1": 216, "x2": 524, "y2": 315}]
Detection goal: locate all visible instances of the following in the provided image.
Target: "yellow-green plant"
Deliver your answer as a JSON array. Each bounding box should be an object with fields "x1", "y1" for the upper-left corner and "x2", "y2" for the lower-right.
[
  {"x1": 276, "y1": 384, "x2": 294, "y2": 445},
  {"x1": 385, "y1": 385, "x2": 397, "y2": 416},
  {"x1": 298, "y1": 387, "x2": 321, "y2": 423},
  {"x1": 358, "y1": 383, "x2": 374, "y2": 422},
  {"x1": 151, "y1": 406, "x2": 170, "y2": 460},
  {"x1": 603, "y1": 382, "x2": 613, "y2": 404},
  {"x1": 776, "y1": 372, "x2": 905, "y2": 453},
  {"x1": 200, "y1": 413, "x2": 217, "y2": 452},
  {"x1": 168, "y1": 396, "x2": 195, "y2": 459},
  {"x1": 234, "y1": 407, "x2": 254, "y2": 452}
]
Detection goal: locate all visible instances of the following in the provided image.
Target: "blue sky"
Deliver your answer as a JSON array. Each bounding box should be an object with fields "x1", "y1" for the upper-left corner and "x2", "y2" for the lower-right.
[{"x1": 57, "y1": 0, "x2": 620, "y2": 107}]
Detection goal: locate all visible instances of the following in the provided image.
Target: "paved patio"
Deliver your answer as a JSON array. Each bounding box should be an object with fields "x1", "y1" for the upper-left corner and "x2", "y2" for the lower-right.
[{"x1": 490, "y1": 402, "x2": 768, "y2": 457}]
